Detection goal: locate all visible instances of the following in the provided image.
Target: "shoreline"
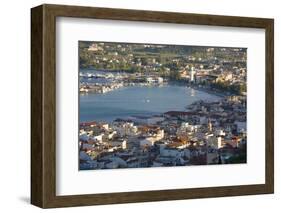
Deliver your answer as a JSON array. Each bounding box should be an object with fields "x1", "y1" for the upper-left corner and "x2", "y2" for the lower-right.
[
  {"x1": 188, "y1": 85, "x2": 228, "y2": 98},
  {"x1": 80, "y1": 80, "x2": 227, "y2": 99},
  {"x1": 79, "y1": 68, "x2": 237, "y2": 98},
  {"x1": 79, "y1": 84, "x2": 226, "y2": 124},
  {"x1": 79, "y1": 71, "x2": 242, "y2": 124}
]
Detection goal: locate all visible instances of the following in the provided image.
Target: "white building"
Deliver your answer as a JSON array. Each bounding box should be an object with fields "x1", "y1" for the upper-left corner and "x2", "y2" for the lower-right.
[
  {"x1": 177, "y1": 122, "x2": 198, "y2": 134},
  {"x1": 113, "y1": 122, "x2": 138, "y2": 136},
  {"x1": 110, "y1": 139, "x2": 127, "y2": 150},
  {"x1": 157, "y1": 77, "x2": 164, "y2": 83},
  {"x1": 190, "y1": 66, "x2": 196, "y2": 82},
  {"x1": 207, "y1": 134, "x2": 223, "y2": 149},
  {"x1": 139, "y1": 129, "x2": 164, "y2": 147},
  {"x1": 104, "y1": 131, "x2": 117, "y2": 140},
  {"x1": 146, "y1": 77, "x2": 154, "y2": 83},
  {"x1": 100, "y1": 123, "x2": 109, "y2": 130},
  {"x1": 92, "y1": 133, "x2": 104, "y2": 143},
  {"x1": 140, "y1": 137, "x2": 157, "y2": 147}
]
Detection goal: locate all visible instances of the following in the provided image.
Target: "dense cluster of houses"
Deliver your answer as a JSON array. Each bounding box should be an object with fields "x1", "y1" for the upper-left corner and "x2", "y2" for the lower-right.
[
  {"x1": 79, "y1": 95, "x2": 247, "y2": 170},
  {"x1": 80, "y1": 75, "x2": 165, "y2": 94},
  {"x1": 80, "y1": 42, "x2": 247, "y2": 96}
]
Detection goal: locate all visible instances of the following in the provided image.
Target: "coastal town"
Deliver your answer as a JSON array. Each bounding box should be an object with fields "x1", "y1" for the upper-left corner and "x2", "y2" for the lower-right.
[{"x1": 79, "y1": 42, "x2": 247, "y2": 170}]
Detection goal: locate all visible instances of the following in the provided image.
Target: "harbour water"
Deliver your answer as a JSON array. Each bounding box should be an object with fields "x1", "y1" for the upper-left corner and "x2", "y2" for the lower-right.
[{"x1": 79, "y1": 84, "x2": 221, "y2": 122}]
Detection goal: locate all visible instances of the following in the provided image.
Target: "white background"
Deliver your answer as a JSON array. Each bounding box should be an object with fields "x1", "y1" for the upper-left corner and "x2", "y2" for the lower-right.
[
  {"x1": 57, "y1": 18, "x2": 265, "y2": 195},
  {"x1": 0, "y1": 0, "x2": 280, "y2": 212}
]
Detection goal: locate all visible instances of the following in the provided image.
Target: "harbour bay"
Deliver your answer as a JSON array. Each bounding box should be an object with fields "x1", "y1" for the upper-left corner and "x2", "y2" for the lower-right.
[{"x1": 79, "y1": 84, "x2": 221, "y2": 122}]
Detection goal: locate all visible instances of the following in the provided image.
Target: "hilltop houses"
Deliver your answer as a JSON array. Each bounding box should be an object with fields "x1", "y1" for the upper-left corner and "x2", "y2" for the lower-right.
[{"x1": 79, "y1": 96, "x2": 246, "y2": 170}]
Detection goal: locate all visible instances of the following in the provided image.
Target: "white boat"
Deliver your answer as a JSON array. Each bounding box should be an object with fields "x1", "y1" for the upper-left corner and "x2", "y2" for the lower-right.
[{"x1": 87, "y1": 73, "x2": 93, "y2": 78}]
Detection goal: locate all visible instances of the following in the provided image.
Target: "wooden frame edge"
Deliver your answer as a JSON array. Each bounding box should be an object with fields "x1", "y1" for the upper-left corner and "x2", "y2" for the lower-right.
[
  {"x1": 265, "y1": 18, "x2": 274, "y2": 194},
  {"x1": 31, "y1": 5, "x2": 44, "y2": 208}
]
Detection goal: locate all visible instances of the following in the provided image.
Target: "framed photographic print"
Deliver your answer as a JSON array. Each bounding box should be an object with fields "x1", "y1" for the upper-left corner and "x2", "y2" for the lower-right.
[{"x1": 31, "y1": 4, "x2": 274, "y2": 208}]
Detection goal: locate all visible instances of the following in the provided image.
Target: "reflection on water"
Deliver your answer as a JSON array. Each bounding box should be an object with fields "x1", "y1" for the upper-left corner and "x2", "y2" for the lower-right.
[{"x1": 79, "y1": 85, "x2": 220, "y2": 122}]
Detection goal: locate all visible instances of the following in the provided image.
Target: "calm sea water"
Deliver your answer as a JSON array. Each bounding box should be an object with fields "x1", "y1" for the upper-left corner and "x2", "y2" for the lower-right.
[{"x1": 79, "y1": 85, "x2": 220, "y2": 122}]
